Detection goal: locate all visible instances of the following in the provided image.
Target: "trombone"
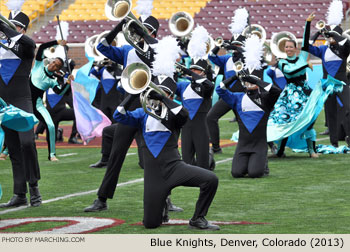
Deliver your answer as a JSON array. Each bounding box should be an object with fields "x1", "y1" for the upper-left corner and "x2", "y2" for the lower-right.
[
  {"x1": 121, "y1": 62, "x2": 168, "y2": 120},
  {"x1": 0, "y1": 13, "x2": 17, "y2": 50},
  {"x1": 105, "y1": 0, "x2": 151, "y2": 54}
]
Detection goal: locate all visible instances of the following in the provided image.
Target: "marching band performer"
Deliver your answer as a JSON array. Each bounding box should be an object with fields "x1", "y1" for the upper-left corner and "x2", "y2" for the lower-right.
[
  {"x1": 114, "y1": 74, "x2": 219, "y2": 230},
  {"x1": 207, "y1": 36, "x2": 246, "y2": 154},
  {"x1": 217, "y1": 35, "x2": 281, "y2": 178},
  {"x1": 267, "y1": 12, "x2": 345, "y2": 158},
  {"x1": 0, "y1": 11, "x2": 41, "y2": 207},
  {"x1": 176, "y1": 59, "x2": 215, "y2": 170},
  {"x1": 29, "y1": 39, "x2": 74, "y2": 161},
  {"x1": 206, "y1": 7, "x2": 249, "y2": 154},
  {"x1": 305, "y1": 10, "x2": 350, "y2": 148},
  {"x1": 89, "y1": 59, "x2": 124, "y2": 123},
  {"x1": 84, "y1": 16, "x2": 159, "y2": 212}
]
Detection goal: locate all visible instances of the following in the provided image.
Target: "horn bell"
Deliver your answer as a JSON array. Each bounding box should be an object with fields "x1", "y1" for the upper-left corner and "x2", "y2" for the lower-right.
[
  {"x1": 121, "y1": 62, "x2": 152, "y2": 95},
  {"x1": 105, "y1": 0, "x2": 132, "y2": 21},
  {"x1": 242, "y1": 24, "x2": 266, "y2": 43},
  {"x1": 270, "y1": 31, "x2": 297, "y2": 59},
  {"x1": 169, "y1": 11, "x2": 194, "y2": 38}
]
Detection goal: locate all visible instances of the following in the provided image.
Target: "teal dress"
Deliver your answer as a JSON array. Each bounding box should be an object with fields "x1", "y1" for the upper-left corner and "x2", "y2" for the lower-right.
[{"x1": 267, "y1": 52, "x2": 344, "y2": 150}]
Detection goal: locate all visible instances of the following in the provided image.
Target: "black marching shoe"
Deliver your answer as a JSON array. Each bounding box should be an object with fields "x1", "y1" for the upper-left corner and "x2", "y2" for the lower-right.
[
  {"x1": 211, "y1": 146, "x2": 223, "y2": 154},
  {"x1": 56, "y1": 128, "x2": 63, "y2": 142},
  {"x1": 0, "y1": 195, "x2": 28, "y2": 208},
  {"x1": 189, "y1": 217, "x2": 220, "y2": 230},
  {"x1": 345, "y1": 136, "x2": 350, "y2": 147},
  {"x1": 162, "y1": 201, "x2": 169, "y2": 223},
  {"x1": 29, "y1": 186, "x2": 42, "y2": 207},
  {"x1": 166, "y1": 197, "x2": 183, "y2": 212},
  {"x1": 89, "y1": 160, "x2": 108, "y2": 168},
  {"x1": 84, "y1": 199, "x2": 107, "y2": 212},
  {"x1": 68, "y1": 136, "x2": 83, "y2": 144}
]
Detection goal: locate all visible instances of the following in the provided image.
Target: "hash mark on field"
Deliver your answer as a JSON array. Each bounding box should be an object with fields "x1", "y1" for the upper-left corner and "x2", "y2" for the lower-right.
[
  {"x1": 57, "y1": 153, "x2": 78, "y2": 157},
  {"x1": 0, "y1": 158, "x2": 232, "y2": 215}
]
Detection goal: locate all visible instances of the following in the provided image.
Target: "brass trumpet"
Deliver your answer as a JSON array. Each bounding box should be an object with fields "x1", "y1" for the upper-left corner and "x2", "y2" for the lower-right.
[
  {"x1": 121, "y1": 62, "x2": 168, "y2": 120},
  {"x1": 315, "y1": 20, "x2": 326, "y2": 31}
]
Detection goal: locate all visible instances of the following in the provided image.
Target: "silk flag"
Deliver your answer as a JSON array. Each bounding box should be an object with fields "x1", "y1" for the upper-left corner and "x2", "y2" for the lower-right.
[
  {"x1": 0, "y1": 97, "x2": 38, "y2": 150},
  {"x1": 71, "y1": 59, "x2": 111, "y2": 144}
]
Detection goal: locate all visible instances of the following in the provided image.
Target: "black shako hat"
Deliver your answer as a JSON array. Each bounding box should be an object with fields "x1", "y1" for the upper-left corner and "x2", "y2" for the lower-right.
[
  {"x1": 231, "y1": 34, "x2": 246, "y2": 45},
  {"x1": 190, "y1": 59, "x2": 209, "y2": 72},
  {"x1": 140, "y1": 15, "x2": 159, "y2": 36},
  {"x1": 329, "y1": 25, "x2": 343, "y2": 36},
  {"x1": 153, "y1": 75, "x2": 177, "y2": 96},
  {"x1": 8, "y1": 11, "x2": 30, "y2": 30}
]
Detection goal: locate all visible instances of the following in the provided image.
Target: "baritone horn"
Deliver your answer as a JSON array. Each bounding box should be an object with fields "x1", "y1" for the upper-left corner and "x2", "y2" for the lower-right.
[
  {"x1": 0, "y1": 13, "x2": 17, "y2": 50},
  {"x1": 342, "y1": 29, "x2": 350, "y2": 41},
  {"x1": 270, "y1": 31, "x2": 297, "y2": 59},
  {"x1": 121, "y1": 62, "x2": 168, "y2": 120},
  {"x1": 84, "y1": 32, "x2": 118, "y2": 61},
  {"x1": 105, "y1": 0, "x2": 151, "y2": 54},
  {"x1": 169, "y1": 11, "x2": 194, "y2": 38},
  {"x1": 242, "y1": 24, "x2": 267, "y2": 43}
]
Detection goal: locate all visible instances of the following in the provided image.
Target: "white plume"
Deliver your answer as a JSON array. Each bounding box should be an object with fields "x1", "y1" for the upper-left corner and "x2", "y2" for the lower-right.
[
  {"x1": 187, "y1": 25, "x2": 209, "y2": 59},
  {"x1": 229, "y1": 8, "x2": 249, "y2": 35},
  {"x1": 134, "y1": 0, "x2": 154, "y2": 20},
  {"x1": 326, "y1": 0, "x2": 343, "y2": 26},
  {"x1": 5, "y1": 0, "x2": 25, "y2": 12},
  {"x1": 243, "y1": 35, "x2": 264, "y2": 71},
  {"x1": 152, "y1": 36, "x2": 181, "y2": 77},
  {"x1": 55, "y1": 21, "x2": 69, "y2": 40}
]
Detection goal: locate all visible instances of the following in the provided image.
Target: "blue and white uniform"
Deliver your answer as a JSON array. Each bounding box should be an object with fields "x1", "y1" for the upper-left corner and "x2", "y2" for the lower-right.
[
  {"x1": 0, "y1": 21, "x2": 40, "y2": 195},
  {"x1": 304, "y1": 21, "x2": 350, "y2": 146},
  {"x1": 217, "y1": 78, "x2": 281, "y2": 177},
  {"x1": 89, "y1": 64, "x2": 123, "y2": 122},
  {"x1": 176, "y1": 73, "x2": 214, "y2": 169},
  {"x1": 114, "y1": 94, "x2": 218, "y2": 228},
  {"x1": 207, "y1": 51, "x2": 244, "y2": 151}
]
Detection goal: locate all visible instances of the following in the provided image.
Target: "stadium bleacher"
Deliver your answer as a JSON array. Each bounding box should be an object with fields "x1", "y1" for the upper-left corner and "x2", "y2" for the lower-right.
[
  {"x1": 29, "y1": 0, "x2": 349, "y2": 44},
  {"x1": 0, "y1": 0, "x2": 348, "y2": 44},
  {"x1": 0, "y1": 0, "x2": 56, "y2": 28}
]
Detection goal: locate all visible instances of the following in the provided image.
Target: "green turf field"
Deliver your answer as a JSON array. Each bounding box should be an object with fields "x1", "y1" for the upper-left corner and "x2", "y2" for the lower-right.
[{"x1": 0, "y1": 111, "x2": 349, "y2": 234}]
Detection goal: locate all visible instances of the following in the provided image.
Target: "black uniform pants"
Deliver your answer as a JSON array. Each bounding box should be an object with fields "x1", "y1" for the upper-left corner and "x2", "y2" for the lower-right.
[
  {"x1": 181, "y1": 113, "x2": 209, "y2": 169},
  {"x1": 100, "y1": 123, "x2": 144, "y2": 166},
  {"x1": 143, "y1": 150, "x2": 218, "y2": 228},
  {"x1": 206, "y1": 99, "x2": 231, "y2": 149},
  {"x1": 97, "y1": 123, "x2": 143, "y2": 199},
  {"x1": 325, "y1": 85, "x2": 350, "y2": 145},
  {"x1": 35, "y1": 106, "x2": 77, "y2": 139},
  {"x1": 3, "y1": 98, "x2": 40, "y2": 194},
  {"x1": 232, "y1": 144, "x2": 267, "y2": 178}
]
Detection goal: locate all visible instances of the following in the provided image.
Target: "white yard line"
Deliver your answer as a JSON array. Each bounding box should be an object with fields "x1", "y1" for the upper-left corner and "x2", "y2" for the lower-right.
[
  {"x1": 0, "y1": 157, "x2": 233, "y2": 215},
  {"x1": 57, "y1": 153, "x2": 78, "y2": 157},
  {"x1": 0, "y1": 178, "x2": 144, "y2": 215}
]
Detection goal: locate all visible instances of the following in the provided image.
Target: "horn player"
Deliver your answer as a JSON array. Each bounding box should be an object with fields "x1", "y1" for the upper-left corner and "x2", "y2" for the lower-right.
[
  {"x1": 113, "y1": 75, "x2": 220, "y2": 230},
  {"x1": 84, "y1": 15, "x2": 182, "y2": 214},
  {"x1": 306, "y1": 12, "x2": 350, "y2": 148},
  {"x1": 175, "y1": 59, "x2": 215, "y2": 170},
  {"x1": 0, "y1": 11, "x2": 41, "y2": 208}
]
